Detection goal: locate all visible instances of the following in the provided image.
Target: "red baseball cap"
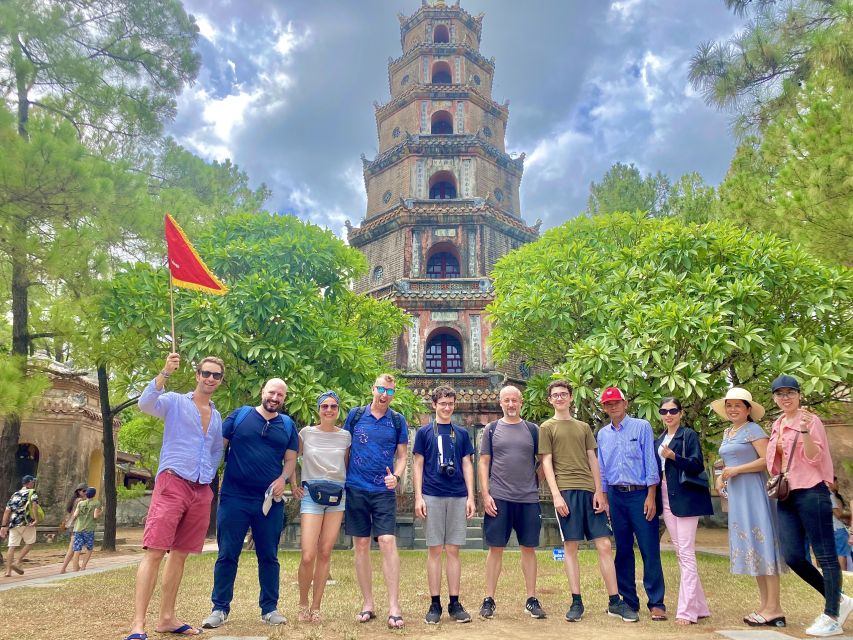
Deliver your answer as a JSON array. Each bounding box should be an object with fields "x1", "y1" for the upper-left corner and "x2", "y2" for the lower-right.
[{"x1": 599, "y1": 387, "x2": 626, "y2": 403}]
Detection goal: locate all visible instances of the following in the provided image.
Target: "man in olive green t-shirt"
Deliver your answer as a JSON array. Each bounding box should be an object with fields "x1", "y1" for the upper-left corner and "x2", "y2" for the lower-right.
[
  {"x1": 540, "y1": 380, "x2": 636, "y2": 624},
  {"x1": 70, "y1": 487, "x2": 102, "y2": 571}
]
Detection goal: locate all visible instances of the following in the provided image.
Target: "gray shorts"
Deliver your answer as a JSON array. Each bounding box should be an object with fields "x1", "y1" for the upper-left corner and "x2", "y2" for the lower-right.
[{"x1": 424, "y1": 495, "x2": 467, "y2": 547}]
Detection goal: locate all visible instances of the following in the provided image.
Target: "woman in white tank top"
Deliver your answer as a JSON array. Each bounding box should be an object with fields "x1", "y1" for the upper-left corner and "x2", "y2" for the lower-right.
[{"x1": 295, "y1": 390, "x2": 351, "y2": 623}]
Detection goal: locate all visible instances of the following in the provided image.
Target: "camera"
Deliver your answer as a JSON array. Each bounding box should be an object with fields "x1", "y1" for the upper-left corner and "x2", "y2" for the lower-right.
[{"x1": 439, "y1": 459, "x2": 456, "y2": 477}]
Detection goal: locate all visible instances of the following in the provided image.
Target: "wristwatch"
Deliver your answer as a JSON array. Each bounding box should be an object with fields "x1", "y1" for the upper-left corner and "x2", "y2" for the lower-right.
[{"x1": 393, "y1": 474, "x2": 401, "y2": 483}]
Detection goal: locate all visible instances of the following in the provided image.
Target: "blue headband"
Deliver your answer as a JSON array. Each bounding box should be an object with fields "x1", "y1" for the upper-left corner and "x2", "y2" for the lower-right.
[{"x1": 317, "y1": 390, "x2": 339, "y2": 409}]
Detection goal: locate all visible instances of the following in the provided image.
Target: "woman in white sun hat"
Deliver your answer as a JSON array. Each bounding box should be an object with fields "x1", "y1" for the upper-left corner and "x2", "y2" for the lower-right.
[{"x1": 712, "y1": 387, "x2": 785, "y2": 628}]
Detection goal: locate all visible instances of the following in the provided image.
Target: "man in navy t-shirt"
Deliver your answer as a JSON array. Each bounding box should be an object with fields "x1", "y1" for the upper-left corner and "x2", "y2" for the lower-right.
[
  {"x1": 344, "y1": 373, "x2": 408, "y2": 629},
  {"x1": 413, "y1": 386, "x2": 475, "y2": 625},
  {"x1": 202, "y1": 378, "x2": 299, "y2": 629}
]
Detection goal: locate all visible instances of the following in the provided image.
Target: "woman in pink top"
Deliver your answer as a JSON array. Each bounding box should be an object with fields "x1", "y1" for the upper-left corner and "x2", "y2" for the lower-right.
[{"x1": 766, "y1": 375, "x2": 851, "y2": 637}]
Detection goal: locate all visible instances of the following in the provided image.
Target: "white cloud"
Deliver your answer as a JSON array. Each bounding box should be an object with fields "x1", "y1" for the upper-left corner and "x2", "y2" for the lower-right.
[
  {"x1": 194, "y1": 14, "x2": 218, "y2": 42},
  {"x1": 609, "y1": 0, "x2": 643, "y2": 23}
]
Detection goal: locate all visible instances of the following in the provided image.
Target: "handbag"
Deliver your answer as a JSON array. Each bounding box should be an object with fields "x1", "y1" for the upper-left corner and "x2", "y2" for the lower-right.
[
  {"x1": 678, "y1": 433, "x2": 710, "y2": 488},
  {"x1": 302, "y1": 481, "x2": 343, "y2": 506},
  {"x1": 766, "y1": 429, "x2": 799, "y2": 501}
]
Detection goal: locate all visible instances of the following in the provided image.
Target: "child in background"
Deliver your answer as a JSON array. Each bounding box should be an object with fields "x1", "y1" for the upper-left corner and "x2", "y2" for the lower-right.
[{"x1": 71, "y1": 488, "x2": 102, "y2": 571}]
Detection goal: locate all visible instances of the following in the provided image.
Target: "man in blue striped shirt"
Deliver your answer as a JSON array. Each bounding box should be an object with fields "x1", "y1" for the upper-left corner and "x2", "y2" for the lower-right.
[{"x1": 596, "y1": 387, "x2": 666, "y2": 622}]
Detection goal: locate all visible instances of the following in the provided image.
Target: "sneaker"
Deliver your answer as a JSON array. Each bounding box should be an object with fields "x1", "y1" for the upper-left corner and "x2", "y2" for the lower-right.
[
  {"x1": 565, "y1": 601, "x2": 584, "y2": 622},
  {"x1": 448, "y1": 601, "x2": 472, "y2": 623},
  {"x1": 425, "y1": 602, "x2": 442, "y2": 625},
  {"x1": 607, "y1": 600, "x2": 639, "y2": 623},
  {"x1": 525, "y1": 596, "x2": 547, "y2": 619},
  {"x1": 839, "y1": 594, "x2": 853, "y2": 626},
  {"x1": 479, "y1": 597, "x2": 496, "y2": 619},
  {"x1": 261, "y1": 610, "x2": 288, "y2": 625},
  {"x1": 201, "y1": 610, "x2": 228, "y2": 629},
  {"x1": 805, "y1": 614, "x2": 843, "y2": 637}
]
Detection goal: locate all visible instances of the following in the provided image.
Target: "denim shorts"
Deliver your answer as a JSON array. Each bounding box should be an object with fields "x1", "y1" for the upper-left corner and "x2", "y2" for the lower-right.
[{"x1": 300, "y1": 481, "x2": 346, "y2": 514}]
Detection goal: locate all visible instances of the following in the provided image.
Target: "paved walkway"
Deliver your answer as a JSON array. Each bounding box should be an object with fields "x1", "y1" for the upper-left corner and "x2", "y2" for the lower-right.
[{"x1": 0, "y1": 542, "x2": 218, "y2": 592}]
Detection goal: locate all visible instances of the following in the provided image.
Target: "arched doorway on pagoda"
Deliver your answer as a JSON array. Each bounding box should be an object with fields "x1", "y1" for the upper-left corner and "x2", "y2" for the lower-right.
[
  {"x1": 428, "y1": 170, "x2": 457, "y2": 200},
  {"x1": 424, "y1": 329, "x2": 464, "y2": 374},
  {"x1": 425, "y1": 242, "x2": 461, "y2": 278},
  {"x1": 431, "y1": 60, "x2": 452, "y2": 84},
  {"x1": 430, "y1": 110, "x2": 453, "y2": 134},
  {"x1": 433, "y1": 25, "x2": 450, "y2": 43}
]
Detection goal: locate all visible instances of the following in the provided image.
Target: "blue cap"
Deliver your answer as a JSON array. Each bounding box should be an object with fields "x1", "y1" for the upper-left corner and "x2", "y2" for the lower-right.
[
  {"x1": 22, "y1": 475, "x2": 36, "y2": 484},
  {"x1": 85, "y1": 487, "x2": 97, "y2": 498},
  {"x1": 317, "y1": 390, "x2": 340, "y2": 409},
  {"x1": 771, "y1": 375, "x2": 800, "y2": 393}
]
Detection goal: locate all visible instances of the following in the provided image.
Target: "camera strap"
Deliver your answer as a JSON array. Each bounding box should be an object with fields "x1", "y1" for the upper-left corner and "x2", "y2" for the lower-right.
[{"x1": 432, "y1": 421, "x2": 456, "y2": 462}]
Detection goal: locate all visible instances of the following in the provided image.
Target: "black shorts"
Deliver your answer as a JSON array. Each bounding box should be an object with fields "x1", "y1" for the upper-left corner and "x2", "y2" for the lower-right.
[
  {"x1": 344, "y1": 487, "x2": 397, "y2": 537},
  {"x1": 483, "y1": 499, "x2": 541, "y2": 548},
  {"x1": 556, "y1": 489, "x2": 612, "y2": 542}
]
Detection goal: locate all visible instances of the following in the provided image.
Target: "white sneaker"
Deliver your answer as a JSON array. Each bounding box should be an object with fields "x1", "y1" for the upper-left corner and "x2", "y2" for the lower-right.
[
  {"x1": 262, "y1": 609, "x2": 287, "y2": 625},
  {"x1": 202, "y1": 609, "x2": 228, "y2": 629},
  {"x1": 838, "y1": 594, "x2": 853, "y2": 626},
  {"x1": 805, "y1": 613, "x2": 842, "y2": 637}
]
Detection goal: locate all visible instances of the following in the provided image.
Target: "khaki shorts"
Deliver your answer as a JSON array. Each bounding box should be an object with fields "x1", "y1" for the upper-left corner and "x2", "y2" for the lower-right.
[{"x1": 8, "y1": 524, "x2": 36, "y2": 547}]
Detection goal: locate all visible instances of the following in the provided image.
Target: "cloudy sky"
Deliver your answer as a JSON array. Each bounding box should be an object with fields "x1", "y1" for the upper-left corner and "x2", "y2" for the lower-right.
[{"x1": 170, "y1": 0, "x2": 743, "y2": 236}]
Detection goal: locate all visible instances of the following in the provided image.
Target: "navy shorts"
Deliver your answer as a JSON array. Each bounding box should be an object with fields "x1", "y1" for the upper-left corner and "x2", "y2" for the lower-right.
[
  {"x1": 556, "y1": 489, "x2": 612, "y2": 541},
  {"x1": 484, "y1": 499, "x2": 541, "y2": 548},
  {"x1": 344, "y1": 487, "x2": 397, "y2": 537}
]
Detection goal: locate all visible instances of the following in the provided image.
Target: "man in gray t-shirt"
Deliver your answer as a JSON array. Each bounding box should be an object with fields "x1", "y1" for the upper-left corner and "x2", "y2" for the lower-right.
[{"x1": 477, "y1": 385, "x2": 546, "y2": 620}]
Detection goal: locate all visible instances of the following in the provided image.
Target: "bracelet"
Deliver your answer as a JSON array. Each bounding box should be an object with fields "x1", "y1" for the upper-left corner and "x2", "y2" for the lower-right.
[{"x1": 159, "y1": 370, "x2": 172, "y2": 378}]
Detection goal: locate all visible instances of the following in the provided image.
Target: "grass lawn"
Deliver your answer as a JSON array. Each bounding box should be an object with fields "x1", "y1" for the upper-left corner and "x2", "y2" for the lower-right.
[{"x1": 0, "y1": 548, "x2": 835, "y2": 640}]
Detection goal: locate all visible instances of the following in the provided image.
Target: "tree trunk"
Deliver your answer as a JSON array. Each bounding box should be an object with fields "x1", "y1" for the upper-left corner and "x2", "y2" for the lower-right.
[{"x1": 98, "y1": 365, "x2": 117, "y2": 551}]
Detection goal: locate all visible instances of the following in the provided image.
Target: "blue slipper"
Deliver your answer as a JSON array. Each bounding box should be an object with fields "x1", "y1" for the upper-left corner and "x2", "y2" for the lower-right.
[
  {"x1": 124, "y1": 634, "x2": 147, "y2": 640},
  {"x1": 159, "y1": 624, "x2": 201, "y2": 635}
]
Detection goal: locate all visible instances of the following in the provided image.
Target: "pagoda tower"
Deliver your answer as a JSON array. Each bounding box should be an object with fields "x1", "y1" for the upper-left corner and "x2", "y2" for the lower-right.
[{"x1": 347, "y1": 0, "x2": 539, "y2": 427}]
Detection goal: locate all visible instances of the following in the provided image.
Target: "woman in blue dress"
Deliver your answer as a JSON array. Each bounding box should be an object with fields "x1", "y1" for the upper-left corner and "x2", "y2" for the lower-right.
[{"x1": 712, "y1": 387, "x2": 786, "y2": 627}]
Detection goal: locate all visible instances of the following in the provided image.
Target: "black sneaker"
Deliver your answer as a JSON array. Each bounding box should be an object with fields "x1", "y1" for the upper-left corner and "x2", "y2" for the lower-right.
[
  {"x1": 607, "y1": 600, "x2": 639, "y2": 623},
  {"x1": 565, "y1": 601, "x2": 584, "y2": 622},
  {"x1": 448, "y1": 601, "x2": 472, "y2": 623},
  {"x1": 479, "y1": 597, "x2": 496, "y2": 619},
  {"x1": 424, "y1": 602, "x2": 442, "y2": 625},
  {"x1": 525, "y1": 597, "x2": 547, "y2": 619}
]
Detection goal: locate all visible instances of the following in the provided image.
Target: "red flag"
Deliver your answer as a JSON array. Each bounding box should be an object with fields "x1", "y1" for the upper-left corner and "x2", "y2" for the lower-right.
[{"x1": 164, "y1": 214, "x2": 227, "y2": 295}]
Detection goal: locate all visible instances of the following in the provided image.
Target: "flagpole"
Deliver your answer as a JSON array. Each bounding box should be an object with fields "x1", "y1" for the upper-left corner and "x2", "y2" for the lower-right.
[{"x1": 169, "y1": 272, "x2": 176, "y2": 351}]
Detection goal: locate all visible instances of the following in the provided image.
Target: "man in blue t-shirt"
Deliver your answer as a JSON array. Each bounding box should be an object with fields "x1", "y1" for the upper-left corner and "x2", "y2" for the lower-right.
[
  {"x1": 202, "y1": 378, "x2": 299, "y2": 630},
  {"x1": 344, "y1": 373, "x2": 408, "y2": 629},
  {"x1": 413, "y1": 386, "x2": 475, "y2": 625}
]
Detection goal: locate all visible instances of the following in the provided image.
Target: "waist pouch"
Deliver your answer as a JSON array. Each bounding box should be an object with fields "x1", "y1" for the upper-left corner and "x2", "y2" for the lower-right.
[{"x1": 303, "y1": 481, "x2": 343, "y2": 506}]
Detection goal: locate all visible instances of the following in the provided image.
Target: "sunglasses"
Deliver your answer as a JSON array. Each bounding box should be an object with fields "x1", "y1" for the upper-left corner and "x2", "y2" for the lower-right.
[
  {"x1": 773, "y1": 391, "x2": 799, "y2": 399},
  {"x1": 658, "y1": 407, "x2": 681, "y2": 415},
  {"x1": 199, "y1": 370, "x2": 223, "y2": 380},
  {"x1": 375, "y1": 386, "x2": 395, "y2": 396},
  {"x1": 319, "y1": 403, "x2": 339, "y2": 410}
]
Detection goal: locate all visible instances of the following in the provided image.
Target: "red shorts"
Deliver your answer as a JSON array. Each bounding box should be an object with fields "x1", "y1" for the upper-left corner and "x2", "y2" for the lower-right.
[{"x1": 142, "y1": 471, "x2": 213, "y2": 553}]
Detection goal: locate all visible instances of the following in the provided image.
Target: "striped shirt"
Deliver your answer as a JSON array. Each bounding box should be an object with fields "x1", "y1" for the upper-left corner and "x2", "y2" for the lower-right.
[{"x1": 596, "y1": 416, "x2": 660, "y2": 492}]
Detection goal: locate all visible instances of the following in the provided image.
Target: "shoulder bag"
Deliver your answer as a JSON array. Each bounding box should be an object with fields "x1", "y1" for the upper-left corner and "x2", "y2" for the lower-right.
[
  {"x1": 766, "y1": 428, "x2": 799, "y2": 501},
  {"x1": 678, "y1": 432, "x2": 710, "y2": 488}
]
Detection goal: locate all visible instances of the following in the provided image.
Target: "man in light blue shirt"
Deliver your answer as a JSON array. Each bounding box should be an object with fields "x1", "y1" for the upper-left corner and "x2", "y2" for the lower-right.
[
  {"x1": 126, "y1": 352, "x2": 225, "y2": 640},
  {"x1": 596, "y1": 387, "x2": 666, "y2": 622}
]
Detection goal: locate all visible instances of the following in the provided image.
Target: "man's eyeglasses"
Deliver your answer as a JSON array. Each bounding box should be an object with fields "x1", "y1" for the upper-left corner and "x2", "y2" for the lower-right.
[
  {"x1": 436, "y1": 401, "x2": 455, "y2": 408},
  {"x1": 261, "y1": 421, "x2": 272, "y2": 437},
  {"x1": 550, "y1": 392, "x2": 570, "y2": 400},
  {"x1": 375, "y1": 386, "x2": 395, "y2": 396},
  {"x1": 199, "y1": 370, "x2": 223, "y2": 380},
  {"x1": 320, "y1": 403, "x2": 339, "y2": 411},
  {"x1": 773, "y1": 391, "x2": 799, "y2": 399},
  {"x1": 658, "y1": 407, "x2": 681, "y2": 415}
]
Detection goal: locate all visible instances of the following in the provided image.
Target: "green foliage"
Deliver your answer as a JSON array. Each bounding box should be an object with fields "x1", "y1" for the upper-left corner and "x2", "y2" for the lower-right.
[
  {"x1": 666, "y1": 172, "x2": 720, "y2": 224},
  {"x1": 102, "y1": 213, "x2": 425, "y2": 425},
  {"x1": 0, "y1": 0, "x2": 201, "y2": 153},
  {"x1": 487, "y1": 212, "x2": 853, "y2": 448},
  {"x1": 586, "y1": 162, "x2": 670, "y2": 217},
  {"x1": 116, "y1": 413, "x2": 163, "y2": 474},
  {"x1": 0, "y1": 354, "x2": 49, "y2": 418},
  {"x1": 689, "y1": 0, "x2": 851, "y2": 132},
  {"x1": 116, "y1": 483, "x2": 148, "y2": 502},
  {"x1": 720, "y1": 67, "x2": 852, "y2": 264}
]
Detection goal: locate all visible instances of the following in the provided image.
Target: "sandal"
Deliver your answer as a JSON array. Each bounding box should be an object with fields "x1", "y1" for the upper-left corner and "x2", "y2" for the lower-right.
[
  {"x1": 298, "y1": 606, "x2": 311, "y2": 622},
  {"x1": 387, "y1": 614, "x2": 404, "y2": 629},
  {"x1": 310, "y1": 609, "x2": 322, "y2": 623},
  {"x1": 356, "y1": 610, "x2": 376, "y2": 623},
  {"x1": 650, "y1": 607, "x2": 668, "y2": 621}
]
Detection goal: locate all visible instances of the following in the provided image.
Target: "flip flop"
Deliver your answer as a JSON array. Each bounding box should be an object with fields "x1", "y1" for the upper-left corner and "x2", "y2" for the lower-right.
[
  {"x1": 357, "y1": 610, "x2": 376, "y2": 623},
  {"x1": 387, "y1": 614, "x2": 404, "y2": 629},
  {"x1": 744, "y1": 612, "x2": 766, "y2": 626},
  {"x1": 157, "y1": 624, "x2": 201, "y2": 636},
  {"x1": 650, "y1": 607, "x2": 667, "y2": 621},
  {"x1": 124, "y1": 634, "x2": 148, "y2": 640},
  {"x1": 11, "y1": 565, "x2": 23, "y2": 575}
]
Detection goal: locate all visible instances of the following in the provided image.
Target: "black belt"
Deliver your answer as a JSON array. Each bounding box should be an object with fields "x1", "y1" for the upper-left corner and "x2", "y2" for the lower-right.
[
  {"x1": 164, "y1": 469, "x2": 208, "y2": 487},
  {"x1": 611, "y1": 484, "x2": 646, "y2": 492}
]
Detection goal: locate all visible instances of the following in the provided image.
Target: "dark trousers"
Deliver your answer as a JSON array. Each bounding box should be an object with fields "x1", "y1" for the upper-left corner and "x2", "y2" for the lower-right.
[
  {"x1": 211, "y1": 494, "x2": 285, "y2": 615},
  {"x1": 608, "y1": 488, "x2": 666, "y2": 611},
  {"x1": 777, "y1": 483, "x2": 842, "y2": 617}
]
